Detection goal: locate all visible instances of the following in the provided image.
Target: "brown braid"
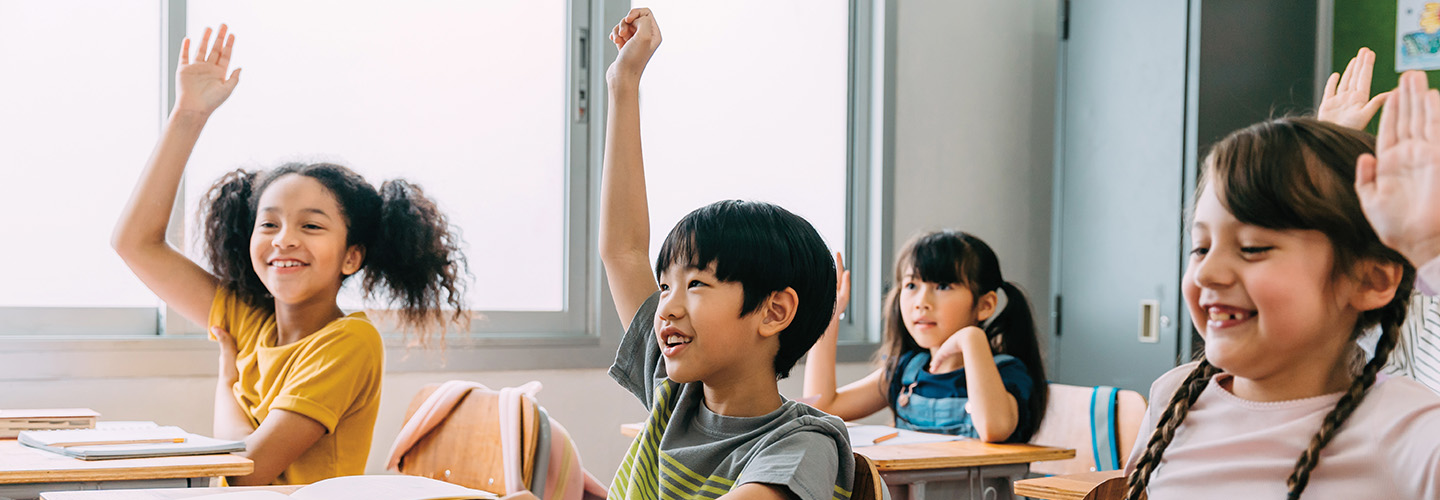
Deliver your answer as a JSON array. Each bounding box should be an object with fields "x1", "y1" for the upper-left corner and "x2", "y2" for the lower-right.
[
  {"x1": 1124, "y1": 359, "x2": 1221, "y2": 500},
  {"x1": 1284, "y1": 287, "x2": 1410, "y2": 499}
]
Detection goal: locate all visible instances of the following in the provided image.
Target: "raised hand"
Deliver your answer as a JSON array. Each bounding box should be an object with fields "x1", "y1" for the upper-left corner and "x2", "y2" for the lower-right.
[
  {"x1": 831, "y1": 252, "x2": 851, "y2": 323},
  {"x1": 1357, "y1": 70, "x2": 1440, "y2": 267},
  {"x1": 1318, "y1": 47, "x2": 1390, "y2": 130},
  {"x1": 606, "y1": 8, "x2": 662, "y2": 87},
  {"x1": 174, "y1": 24, "x2": 241, "y2": 116}
]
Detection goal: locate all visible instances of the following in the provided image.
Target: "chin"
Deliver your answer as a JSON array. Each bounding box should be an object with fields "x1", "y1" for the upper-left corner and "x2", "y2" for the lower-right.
[{"x1": 662, "y1": 361, "x2": 701, "y2": 384}]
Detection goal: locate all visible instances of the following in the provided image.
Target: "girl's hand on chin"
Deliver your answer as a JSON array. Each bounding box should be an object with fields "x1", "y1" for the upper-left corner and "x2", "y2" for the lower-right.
[{"x1": 929, "y1": 326, "x2": 985, "y2": 373}]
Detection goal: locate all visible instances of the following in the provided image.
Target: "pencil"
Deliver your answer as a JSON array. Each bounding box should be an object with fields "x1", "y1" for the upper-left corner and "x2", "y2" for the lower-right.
[
  {"x1": 872, "y1": 431, "x2": 900, "y2": 444},
  {"x1": 54, "y1": 437, "x2": 186, "y2": 447}
]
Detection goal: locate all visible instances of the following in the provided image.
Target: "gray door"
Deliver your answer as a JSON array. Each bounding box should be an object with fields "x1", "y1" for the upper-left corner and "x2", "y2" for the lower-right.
[{"x1": 1053, "y1": 0, "x2": 1189, "y2": 391}]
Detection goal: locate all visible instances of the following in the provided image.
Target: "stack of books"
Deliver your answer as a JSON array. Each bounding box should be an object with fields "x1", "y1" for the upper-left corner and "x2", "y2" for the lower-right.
[{"x1": 0, "y1": 408, "x2": 99, "y2": 438}]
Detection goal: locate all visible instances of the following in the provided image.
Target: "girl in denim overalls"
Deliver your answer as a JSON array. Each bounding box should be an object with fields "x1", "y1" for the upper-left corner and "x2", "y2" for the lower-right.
[{"x1": 803, "y1": 231, "x2": 1048, "y2": 443}]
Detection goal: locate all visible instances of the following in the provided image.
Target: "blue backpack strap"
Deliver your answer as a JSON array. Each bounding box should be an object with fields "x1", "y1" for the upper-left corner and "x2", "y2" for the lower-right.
[{"x1": 1089, "y1": 386, "x2": 1121, "y2": 471}]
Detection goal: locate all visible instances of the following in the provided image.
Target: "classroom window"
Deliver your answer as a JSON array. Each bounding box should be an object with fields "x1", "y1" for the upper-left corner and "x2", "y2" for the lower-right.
[
  {"x1": 184, "y1": 0, "x2": 570, "y2": 314},
  {"x1": 631, "y1": 0, "x2": 850, "y2": 257},
  {"x1": 0, "y1": 0, "x2": 162, "y2": 335},
  {"x1": 0, "y1": 0, "x2": 878, "y2": 353}
]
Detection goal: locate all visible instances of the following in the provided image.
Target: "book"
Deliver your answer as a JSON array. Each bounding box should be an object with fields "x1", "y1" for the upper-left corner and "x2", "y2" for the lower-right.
[
  {"x1": 847, "y1": 424, "x2": 963, "y2": 447},
  {"x1": 0, "y1": 408, "x2": 99, "y2": 438},
  {"x1": 191, "y1": 475, "x2": 499, "y2": 500},
  {"x1": 18, "y1": 425, "x2": 245, "y2": 460}
]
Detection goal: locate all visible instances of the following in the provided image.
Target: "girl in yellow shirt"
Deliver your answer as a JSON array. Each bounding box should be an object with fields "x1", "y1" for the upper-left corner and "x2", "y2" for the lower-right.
[{"x1": 112, "y1": 25, "x2": 469, "y2": 485}]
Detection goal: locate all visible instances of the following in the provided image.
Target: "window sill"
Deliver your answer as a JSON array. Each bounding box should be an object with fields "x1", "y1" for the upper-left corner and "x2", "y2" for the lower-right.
[{"x1": 0, "y1": 332, "x2": 879, "y2": 381}]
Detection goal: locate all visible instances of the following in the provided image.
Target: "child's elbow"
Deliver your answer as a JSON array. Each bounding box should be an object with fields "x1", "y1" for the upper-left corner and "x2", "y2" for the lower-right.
[{"x1": 975, "y1": 417, "x2": 1018, "y2": 443}]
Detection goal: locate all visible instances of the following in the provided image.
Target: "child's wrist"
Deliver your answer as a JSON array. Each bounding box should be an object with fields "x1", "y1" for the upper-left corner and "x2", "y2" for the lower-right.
[{"x1": 1400, "y1": 236, "x2": 1440, "y2": 269}]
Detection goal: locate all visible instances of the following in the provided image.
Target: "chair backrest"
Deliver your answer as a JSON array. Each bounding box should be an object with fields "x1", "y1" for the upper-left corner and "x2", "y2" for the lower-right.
[
  {"x1": 1029, "y1": 383, "x2": 1146, "y2": 476},
  {"x1": 850, "y1": 452, "x2": 886, "y2": 500},
  {"x1": 397, "y1": 383, "x2": 540, "y2": 495}
]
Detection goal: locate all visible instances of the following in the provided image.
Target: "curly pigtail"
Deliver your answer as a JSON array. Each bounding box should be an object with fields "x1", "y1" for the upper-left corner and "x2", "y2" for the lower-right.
[
  {"x1": 200, "y1": 168, "x2": 269, "y2": 308},
  {"x1": 361, "y1": 179, "x2": 470, "y2": 344}
]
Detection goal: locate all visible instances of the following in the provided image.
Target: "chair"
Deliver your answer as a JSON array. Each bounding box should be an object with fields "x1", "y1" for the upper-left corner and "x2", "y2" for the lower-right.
[
  {"x1": 389, "y1": 381, "x2": 607, "y2": 500},
  {"x1": 1028, "y1": 384, "x2": 1146, "y2": 476},
  {"x1": 850, "y1": 452, "x2": 887, "y2": 500},
  {"x1": 393, "y1": 382, "x2": 539, "y2": 495}
]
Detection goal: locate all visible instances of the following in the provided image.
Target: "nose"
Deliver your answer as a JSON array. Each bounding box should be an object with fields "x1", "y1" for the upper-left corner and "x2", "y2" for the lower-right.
[
  {"x1": 911, "y1": 287, "x2": 932, "y2": 311},
  {"x1": 1191, "y1": 251, "x2": 1235, "y2": 290},
  {"x1": 657, "y1": 289, "x2": 685, "y2": 321},
  {"x1": 271, "y1": 225, "x2": 299, "y2": 250}
]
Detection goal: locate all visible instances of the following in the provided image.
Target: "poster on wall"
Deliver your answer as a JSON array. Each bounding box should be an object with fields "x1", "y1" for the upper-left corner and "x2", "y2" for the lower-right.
[{"x1": 1399, "y1": 0, "x2": 1440, "y2": 71}]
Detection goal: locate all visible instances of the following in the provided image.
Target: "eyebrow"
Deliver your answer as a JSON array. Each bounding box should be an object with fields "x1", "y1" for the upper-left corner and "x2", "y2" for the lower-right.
[{"x1": 259, "y1": 207, "x2": 334, "y2": 220}]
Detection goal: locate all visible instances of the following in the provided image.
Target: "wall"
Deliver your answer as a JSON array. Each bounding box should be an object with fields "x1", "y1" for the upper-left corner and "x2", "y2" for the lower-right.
[{"x1": 890, "y1": 0, "x2": 1059, "y2": 339}]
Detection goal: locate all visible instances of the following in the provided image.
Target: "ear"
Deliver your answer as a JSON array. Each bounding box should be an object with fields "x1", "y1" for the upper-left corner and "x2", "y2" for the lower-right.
[
  {"x1": 342, "y1": 245, "x2": 366, "y2": 276},
  {"x1": 1349, "y1": 260, "x2": 1403, "y2": 312},
  {"x1": 975, "y1": 290, "x2": 999, "y2": 323},
  {"x1": 757, "y1": 287, "x2": 800, "y2": 338}
]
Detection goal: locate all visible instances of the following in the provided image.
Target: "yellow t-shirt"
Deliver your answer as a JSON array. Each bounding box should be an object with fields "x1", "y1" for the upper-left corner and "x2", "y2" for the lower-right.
[{"x1": 209, "y1": 287, "x2": 384, "y2": 485}]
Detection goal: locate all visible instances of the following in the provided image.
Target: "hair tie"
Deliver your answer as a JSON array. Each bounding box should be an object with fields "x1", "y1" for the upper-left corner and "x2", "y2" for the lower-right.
[{"x1": 980, "y1": 286, "x2": 1009, "y2": 330}]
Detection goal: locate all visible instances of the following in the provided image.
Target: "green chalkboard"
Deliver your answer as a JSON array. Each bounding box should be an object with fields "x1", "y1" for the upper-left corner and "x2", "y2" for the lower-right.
[{"x1": 1334, "y1": 0, "x2": 1440, "y2": 126}]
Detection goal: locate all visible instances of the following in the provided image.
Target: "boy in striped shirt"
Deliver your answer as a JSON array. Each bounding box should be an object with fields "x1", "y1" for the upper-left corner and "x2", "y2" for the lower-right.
[{"x1": 598, "y1": 9, "x2": 855, "y2": 500}]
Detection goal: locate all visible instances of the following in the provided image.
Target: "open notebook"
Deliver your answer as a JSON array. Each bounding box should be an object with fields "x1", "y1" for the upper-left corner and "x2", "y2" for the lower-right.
[
  {"x1": 18, "y1": 425, "x2": 245, "y2": 460},
  {"x1": 192, "y1": 475, "x2": 498, "y2": 500}
]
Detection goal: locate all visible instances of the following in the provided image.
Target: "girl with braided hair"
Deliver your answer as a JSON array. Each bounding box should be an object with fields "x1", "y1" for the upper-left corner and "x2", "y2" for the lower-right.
[
  {"x1": 1120, "y1": 113, "x2": 1440, "y2": 499},
  {"x1": 112, "y1": 26, "x2": 468, "y2": 486}
]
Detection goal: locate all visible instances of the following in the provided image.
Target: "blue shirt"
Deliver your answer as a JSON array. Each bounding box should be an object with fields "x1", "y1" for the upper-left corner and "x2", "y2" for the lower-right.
[{"x1": 885, "y1": 350, "x2": 1037, "y2": 442}]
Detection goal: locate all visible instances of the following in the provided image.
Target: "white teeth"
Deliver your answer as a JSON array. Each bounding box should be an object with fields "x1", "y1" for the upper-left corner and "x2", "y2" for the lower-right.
[
  {"x1": 665, "y1": 334, "x2": 692, "y2": 346},
  {"x1": 272, "y1": 261, "x2": 304, "y2": 268}
]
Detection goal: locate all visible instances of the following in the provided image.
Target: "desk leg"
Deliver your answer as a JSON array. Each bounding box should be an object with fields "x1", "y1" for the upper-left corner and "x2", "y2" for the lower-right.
[{"x1": 880, "y1": 463, "x2": 1030, "y2": 500}]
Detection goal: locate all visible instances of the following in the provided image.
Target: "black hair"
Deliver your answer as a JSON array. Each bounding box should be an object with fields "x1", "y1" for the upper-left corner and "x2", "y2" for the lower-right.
[
  {"x1": 198, "y1": 162, "x2": 470, "y2": 344},
  {"x1": 878, "y1": 231, "x2": 1049, "y2": 438},
  {"x1": 655, "y1": 199, "x2": 837, "y2": 379}
]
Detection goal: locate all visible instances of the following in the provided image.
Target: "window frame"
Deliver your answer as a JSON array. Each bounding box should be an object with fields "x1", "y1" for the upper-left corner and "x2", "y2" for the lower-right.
[{"x1": 0, "y1": 0, "x2": 888, "y2": 377}]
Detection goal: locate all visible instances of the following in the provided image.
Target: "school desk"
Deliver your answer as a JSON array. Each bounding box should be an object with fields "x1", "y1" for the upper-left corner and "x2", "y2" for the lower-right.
[
  {"x1": 39, "y1": 486, "x2": 300, "y2": 500},
  {"x1": 0, "y1": 440, "x2": 252, "y2": 500},
  {"x1": 621, "y1": 423, "x2": 1075, "y2": 500},
  {"x1": 1012, "y1": 470, "x2": 1125, "y2": 500}
]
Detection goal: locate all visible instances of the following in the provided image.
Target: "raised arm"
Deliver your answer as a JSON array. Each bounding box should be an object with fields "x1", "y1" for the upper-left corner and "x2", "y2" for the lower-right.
[
  {"x1": 600, "y1": 8, "x2": 663, "y2": 328},
  {"x1": 1357, "y1": 70, "x2": 1440, "y2": 269},
  {"x1": 803, "y1": 254, "x2": 888, "y2": 420},
  {"x1": 111, "y1": 25, "x2": 242, "y2": 326},
  {"x1": 1318, "y1": 47, "x2": 1391, "y2": 130}
]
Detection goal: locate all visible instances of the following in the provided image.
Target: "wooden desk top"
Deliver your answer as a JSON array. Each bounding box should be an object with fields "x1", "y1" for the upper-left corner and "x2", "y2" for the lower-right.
[
  {"x1": 41, "y1": 486, "x2": 302, "y2": 499},
  {"x1": 623, "y1": 422, "x2": 1074, "y2": 471},
  {"x1": 1012, "y1": 470, "x2": 1126, "y2": 500},
  {"x1": 854, "y1": 439, "x2": 1074, "y2": 471},
  {"x1": 0, "y1": 439, "x2": 253, "y2": 485}
]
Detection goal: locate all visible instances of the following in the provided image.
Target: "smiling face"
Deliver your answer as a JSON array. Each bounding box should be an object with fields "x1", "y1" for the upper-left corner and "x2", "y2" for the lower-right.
[
  {"x1": 248, "y1": 174, "x2": 364, "y2": 307},
  {"x1": 653, "y1": 263, "x2": 775, "y2": 384},
  {"x1": 1184, "y1": 183, "x2": 1359, "y2": 383},
  {"x1": 898, "y1": 271, "x2": 991, "y2": 349}
]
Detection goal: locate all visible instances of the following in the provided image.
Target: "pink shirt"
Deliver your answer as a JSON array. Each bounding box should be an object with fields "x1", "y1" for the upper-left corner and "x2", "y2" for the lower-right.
[{"x1": 1124, "y1": 363, "x2": 1440, "y2": 499}]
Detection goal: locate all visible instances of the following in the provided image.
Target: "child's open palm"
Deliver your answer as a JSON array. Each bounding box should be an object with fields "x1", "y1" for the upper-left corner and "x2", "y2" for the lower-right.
[
  {"x1": 1318, "y1": 48, "x2": 1390, "y2": 130},
  {"x1": 607, "y1": 8, "x2": 662, "y2": 85},
  {"x1": 174, "y1": 25, "x2": 241, "y2": 116},
  {"x1": 1357, "y1": 71, "x2": 1440, "y2": 266}
]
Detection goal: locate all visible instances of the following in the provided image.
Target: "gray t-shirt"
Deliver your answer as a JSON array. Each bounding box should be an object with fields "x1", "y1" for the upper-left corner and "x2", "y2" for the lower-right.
[{"x1": 608, "y1": 292, "x2": 856, "y2": 500}]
